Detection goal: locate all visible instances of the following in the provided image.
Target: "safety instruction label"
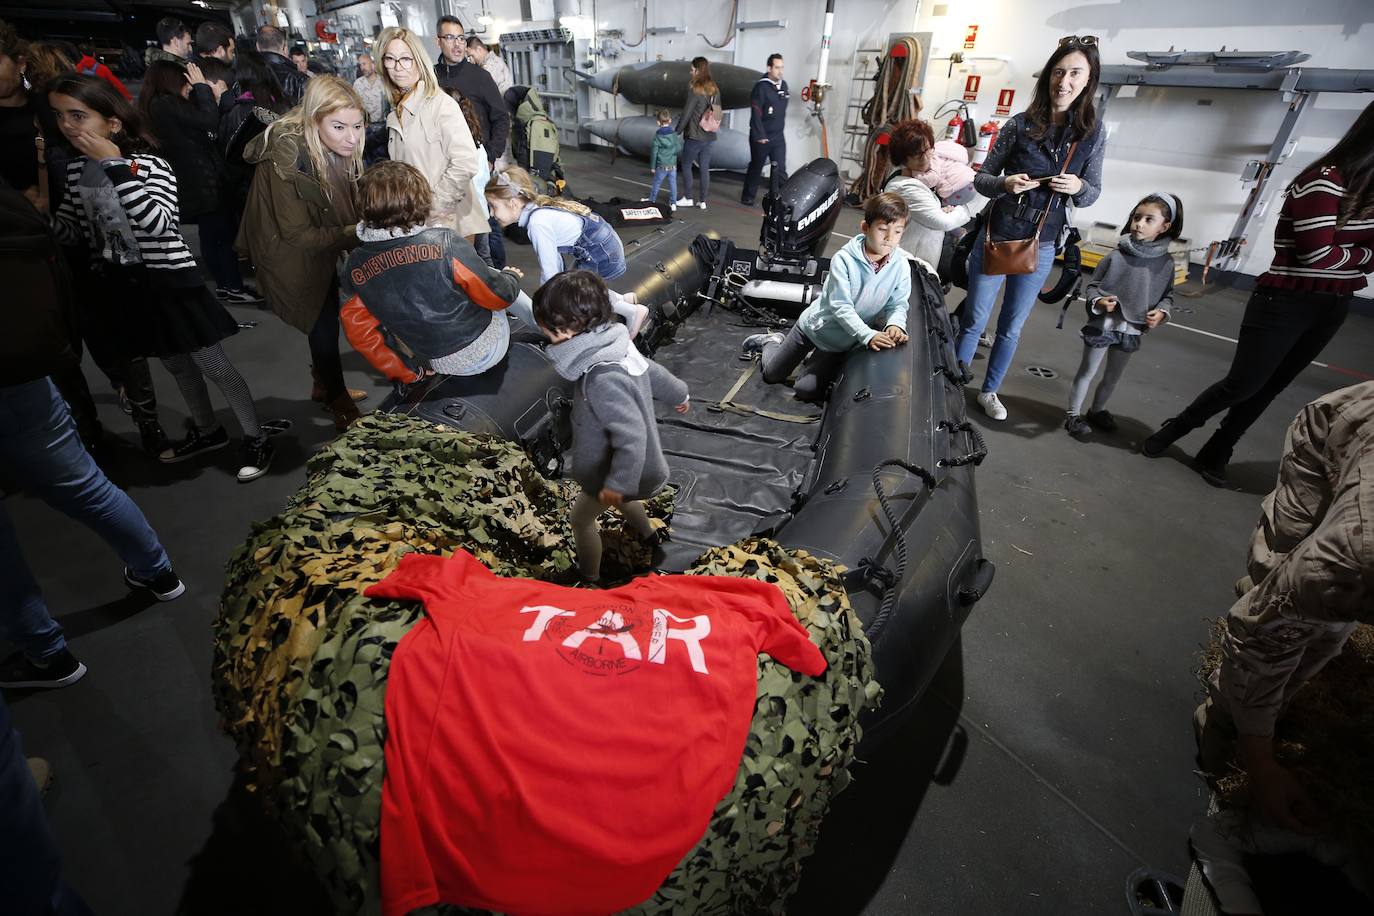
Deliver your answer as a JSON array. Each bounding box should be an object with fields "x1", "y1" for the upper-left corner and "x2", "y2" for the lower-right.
[
  {"x1": 995, "y1": 88, "x2": 1015, "y2": 116},
  {"x1": 963, "y1": 74, "x2": 981, "y2": 101}
]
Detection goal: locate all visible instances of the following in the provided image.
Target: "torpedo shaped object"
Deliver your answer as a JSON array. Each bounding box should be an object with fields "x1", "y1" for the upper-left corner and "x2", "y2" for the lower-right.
[
  {"x1": 574, "y1": 60, "x2": 765, "y2": 110},
  {"x1": 582, "y1": 116, "x2": 752, "y2": 171}
]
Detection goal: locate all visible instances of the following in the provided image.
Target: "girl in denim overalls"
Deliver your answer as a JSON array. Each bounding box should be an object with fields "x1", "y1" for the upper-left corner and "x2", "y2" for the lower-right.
[{"x1": 484, "y1": 166, "x2": 646, "y2": 334}]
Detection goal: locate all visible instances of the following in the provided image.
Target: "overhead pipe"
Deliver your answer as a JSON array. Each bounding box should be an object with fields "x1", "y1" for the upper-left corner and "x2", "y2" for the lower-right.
[{"x1": 808, "y1": 0, "x2": 836, "y2": 158}]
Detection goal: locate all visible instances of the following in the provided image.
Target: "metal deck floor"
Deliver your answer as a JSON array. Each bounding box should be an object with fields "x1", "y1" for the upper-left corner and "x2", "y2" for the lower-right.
[{"x1": 5, "y1": 146, "x2": 1372, "y2": 915}]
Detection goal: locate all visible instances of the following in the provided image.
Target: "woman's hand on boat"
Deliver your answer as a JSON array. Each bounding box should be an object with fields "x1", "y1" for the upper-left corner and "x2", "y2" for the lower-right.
[
  {"x1": 1003, "y1": 173, "x2": 1040, "y2": 194},
  {"x1": 599, "y1": 488, "x2": 624, "y2": 506},
  {"x1": 885, "y1": 325, "x2": 909, "y2": 344}
]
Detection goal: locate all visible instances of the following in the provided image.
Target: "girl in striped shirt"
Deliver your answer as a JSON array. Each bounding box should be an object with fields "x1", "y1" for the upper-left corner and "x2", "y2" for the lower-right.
[
  {"x1": 1142, "y1": 100, "x2": 1374, "y2": 486},
  {"x1": 47, "y1": 74, "x2": 275, "y2": 483}
]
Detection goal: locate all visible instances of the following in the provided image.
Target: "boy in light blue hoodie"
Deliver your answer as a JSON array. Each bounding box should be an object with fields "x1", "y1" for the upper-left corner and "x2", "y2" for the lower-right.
[{"x1": 743, "y1": 192, "x2": 912, "y2": 401}]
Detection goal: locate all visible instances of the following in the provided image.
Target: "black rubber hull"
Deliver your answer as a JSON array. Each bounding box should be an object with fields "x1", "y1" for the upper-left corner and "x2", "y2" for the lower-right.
[{"x1": 377, "y1": 224, "x2": 989, "y2": 747}]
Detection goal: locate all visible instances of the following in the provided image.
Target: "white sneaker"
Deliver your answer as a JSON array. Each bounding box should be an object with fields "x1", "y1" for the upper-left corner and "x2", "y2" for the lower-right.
[
  {"x1": 698, "y1": 202, "x2": 707, "y2": 210},
  {"x1": 977, "y1": 391, "x2": 1007, "y2": 421},
  {"x1": 676, "y1": 197, "x2": 694, "y2": 206},
  {"x1": 670, "y1": 204, "x2": 677, "y2": 212}
]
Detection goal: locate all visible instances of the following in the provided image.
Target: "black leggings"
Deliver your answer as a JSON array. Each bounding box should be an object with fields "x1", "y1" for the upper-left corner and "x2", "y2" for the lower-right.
[
  {"x1": 1178, "y1": 287, "x2": 1350, "y2": 451},
  {"x1": 308, "y1": 290, "x2": 346, "y2": 402}
]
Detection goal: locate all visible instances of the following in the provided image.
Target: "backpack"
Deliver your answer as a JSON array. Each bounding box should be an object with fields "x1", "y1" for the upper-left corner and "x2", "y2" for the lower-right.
[
  {"x1": 699, "y1": 94, "x2": 722, "y2": 133},
  {"x1": 506, "y1": 86, "x2": 566, "y2": 193}
]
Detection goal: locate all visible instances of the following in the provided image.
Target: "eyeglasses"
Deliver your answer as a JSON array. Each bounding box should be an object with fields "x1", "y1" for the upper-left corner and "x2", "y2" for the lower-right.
[
  {"x1": 382, "y1": 55, "x2": 415, "y2": 69},
  {"x1": 1058, "y1": 35, "x2": 1099, "y2": 47},
  {"x1": 438, "y1": 34, "x2": 465, "y2": 43}
]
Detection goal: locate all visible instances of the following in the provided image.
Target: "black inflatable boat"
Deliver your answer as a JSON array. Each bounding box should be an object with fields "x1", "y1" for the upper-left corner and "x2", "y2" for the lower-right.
[{"x1": 379, "y1": 161, "x2": 992, "y2": 745}]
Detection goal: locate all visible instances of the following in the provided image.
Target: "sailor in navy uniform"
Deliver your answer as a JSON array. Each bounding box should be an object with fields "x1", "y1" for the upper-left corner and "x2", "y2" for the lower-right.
[{"x1": 742, "y1": 53, "x2": 789, "y2": 206}]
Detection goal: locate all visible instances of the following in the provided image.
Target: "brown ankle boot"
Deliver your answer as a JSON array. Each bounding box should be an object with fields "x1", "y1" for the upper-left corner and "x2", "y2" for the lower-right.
[
  {"x1": 327, "y1": 392, "x2": 362, "y2": 431},
  {"x1": 309, "y1": 366, "x2": 368, "y2": 404}
]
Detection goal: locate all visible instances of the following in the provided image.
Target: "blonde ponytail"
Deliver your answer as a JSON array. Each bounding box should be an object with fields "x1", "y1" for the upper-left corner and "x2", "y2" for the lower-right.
[{"x1": 484, "y1": 165, "x2": 591, "y2": 216}]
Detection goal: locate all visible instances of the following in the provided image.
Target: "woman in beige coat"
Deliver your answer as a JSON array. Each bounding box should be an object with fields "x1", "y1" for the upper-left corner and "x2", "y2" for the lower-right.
[{"x1": 375, "y1": 27, "x2": 487, "y2": 240}]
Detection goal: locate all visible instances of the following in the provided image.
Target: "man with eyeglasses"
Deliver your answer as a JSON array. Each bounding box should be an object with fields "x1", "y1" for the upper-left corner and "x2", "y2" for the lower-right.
[{"x1": 432, "y1": 15, "x2": 509, "y2": 167}]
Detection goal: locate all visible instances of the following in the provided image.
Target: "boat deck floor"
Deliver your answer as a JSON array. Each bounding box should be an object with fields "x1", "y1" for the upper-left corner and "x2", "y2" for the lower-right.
[{"x1": 5, "y1": 146, "x2": 1374, "y2": 914}]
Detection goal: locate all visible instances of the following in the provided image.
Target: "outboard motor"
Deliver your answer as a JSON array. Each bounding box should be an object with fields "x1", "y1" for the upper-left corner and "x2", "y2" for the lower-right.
[{"x1": 760, "y1": 158, "x2": 843, "y2": 263}]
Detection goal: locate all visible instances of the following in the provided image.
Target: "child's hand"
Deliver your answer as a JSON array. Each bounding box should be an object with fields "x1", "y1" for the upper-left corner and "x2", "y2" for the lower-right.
[
  {"x1": 868, "y1": 331, "x2": 895, "y2": 351},
  {"x1": 1097, "y1": 295, "x2": 1119, "y2": 313},
  {"x1": 675, "y1": 398, "x2": 689, "y2": 414},
  {"x1": 885, "y1": 325, "x2": 909, "y2": 345},
  {"x1": 1145, "y1": 309, "x2": 1167, "y2": 329},
  {"x1": 598, "y1": 488, "x2": 624, "y2": 507},
  {"x1": 502, "y1": 266, "x2": 524, "y2": 279},
  {"x1": 71, "y1": 129, "x2": 122, "y2": 161}
]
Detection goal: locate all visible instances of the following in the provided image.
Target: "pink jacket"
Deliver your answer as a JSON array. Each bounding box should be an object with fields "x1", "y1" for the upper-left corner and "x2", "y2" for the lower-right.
[{"x1": 911, "y1": 140, "x2": 977, "y2": 201}]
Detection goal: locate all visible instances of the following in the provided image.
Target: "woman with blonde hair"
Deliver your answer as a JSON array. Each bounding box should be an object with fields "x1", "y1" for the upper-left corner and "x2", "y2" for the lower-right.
[
  {"x1": 674, "y1": 56, "x2": 720, "y2": 209},
  {"x1": 375, "y1": 26, "x2": 487, "y2": 240},
  {"x1": 237, "y1": 74, "x2": 370, "y2": 429},
  {"x1": 485, "y1": 165, "x2": 646, "y2": 334}
]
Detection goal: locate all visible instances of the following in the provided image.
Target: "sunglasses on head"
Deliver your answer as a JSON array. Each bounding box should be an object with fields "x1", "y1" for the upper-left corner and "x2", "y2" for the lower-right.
[{"x1": 1058, "y1": 35, "x2": 1099, "y2": 47}]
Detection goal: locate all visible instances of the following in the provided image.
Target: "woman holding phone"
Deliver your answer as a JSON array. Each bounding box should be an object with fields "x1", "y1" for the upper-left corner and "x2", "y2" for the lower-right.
[{"x1": 954, "y1": 37, "x2": 1107, "y2": 421}]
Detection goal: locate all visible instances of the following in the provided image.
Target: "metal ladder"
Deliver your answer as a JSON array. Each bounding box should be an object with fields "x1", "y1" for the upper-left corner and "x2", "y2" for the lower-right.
[{"x1": 839, "y1": 48, "x2": 883, "y2": 181}]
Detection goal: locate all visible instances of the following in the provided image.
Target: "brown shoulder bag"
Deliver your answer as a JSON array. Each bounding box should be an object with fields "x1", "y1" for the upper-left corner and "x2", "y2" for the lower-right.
[{"x1": 982, "y1": 141, "x2": 1079, "y2": 276}]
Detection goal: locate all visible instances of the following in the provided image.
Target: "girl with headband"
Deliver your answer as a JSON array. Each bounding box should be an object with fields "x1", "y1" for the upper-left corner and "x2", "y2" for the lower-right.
[{"x1": 1063, "y1": 191, "x2": 1183, "y2": 439}]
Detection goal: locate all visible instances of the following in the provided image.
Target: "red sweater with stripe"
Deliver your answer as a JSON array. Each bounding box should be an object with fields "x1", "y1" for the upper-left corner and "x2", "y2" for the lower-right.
[{"x1": 1260, "y1": 165, "x2": 1374, "y2": 294}]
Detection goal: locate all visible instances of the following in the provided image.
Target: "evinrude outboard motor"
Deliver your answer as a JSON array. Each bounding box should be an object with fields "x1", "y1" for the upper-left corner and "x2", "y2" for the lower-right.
[{"x1": 760, "y1": 158, "x2": 843, "y2": 264}]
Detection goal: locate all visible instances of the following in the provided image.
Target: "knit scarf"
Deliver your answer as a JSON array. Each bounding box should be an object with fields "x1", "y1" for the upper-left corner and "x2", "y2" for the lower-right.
[{"x1": 1117, "y1": 235, "x2": 1171, "y2": 259}]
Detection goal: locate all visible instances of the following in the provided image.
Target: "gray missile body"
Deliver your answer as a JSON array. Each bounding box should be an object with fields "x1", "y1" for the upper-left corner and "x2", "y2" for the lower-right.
[
  {"x1": 581, "y1": 116, "x2": 752, "y2": 171},
  {"x1": 574, "y1": 60, "x2": 764, "y2": 110}
]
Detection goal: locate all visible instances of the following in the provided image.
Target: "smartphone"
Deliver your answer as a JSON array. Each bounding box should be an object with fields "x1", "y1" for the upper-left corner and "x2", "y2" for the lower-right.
[{"x1": 1028, "y1": 176, "x2": 1057, "y2": 185}]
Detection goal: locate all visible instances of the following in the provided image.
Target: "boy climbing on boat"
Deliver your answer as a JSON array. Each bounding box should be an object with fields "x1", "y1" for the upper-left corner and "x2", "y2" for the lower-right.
[
  {"x1": 743, "y1": 192, "x2": 912, "y2": 402},
  {"x1": 533, "y1": 270, "x2": 690, "y2": 583}
]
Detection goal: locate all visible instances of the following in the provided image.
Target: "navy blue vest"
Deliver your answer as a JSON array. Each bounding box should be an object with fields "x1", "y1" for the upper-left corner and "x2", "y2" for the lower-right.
[{"x1": 987, "y1": 112, "x2": 1102, "y2": 248}]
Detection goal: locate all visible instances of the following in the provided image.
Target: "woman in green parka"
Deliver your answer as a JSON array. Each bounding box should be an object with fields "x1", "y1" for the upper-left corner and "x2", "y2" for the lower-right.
[{"x1": 237, "y1": 75, "x2": 369, "y2": 430}]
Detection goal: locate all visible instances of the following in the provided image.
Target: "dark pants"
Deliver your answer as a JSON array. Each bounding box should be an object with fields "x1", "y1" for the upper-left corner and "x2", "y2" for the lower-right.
[
  {"x1": 679, "y1": 138, "x2": 715, "y2": 201},
  {"x1": 0, "y1": 695, "x2": 94, "y2": 916},
  {"x1": 761, "y1": 323, "x2": 848, "y2": 402},
  {"x1": 487, "y1": 216, "x2": 507, "y2": 269},
  {"x1": 742, "y1": 135, "x2": 787, "y2": 203},
  {"x1": 308, "y1": 285, "x2": 346, "y2": 402},
  {"x1": 1177, "y1": 287, "x2": 1350, "y2": 456},
  {"x1": 192, "y1": 206, "x2": 244, "y2": 292}
]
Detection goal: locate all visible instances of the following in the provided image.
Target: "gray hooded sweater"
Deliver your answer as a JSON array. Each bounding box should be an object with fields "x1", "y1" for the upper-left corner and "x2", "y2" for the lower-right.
[
  {"x1": 1084, "y1": 235, "x2": 1176, "y2": 335},
  {"x1": 547, "y1": 323, "x2": 690, "y2": 498}
]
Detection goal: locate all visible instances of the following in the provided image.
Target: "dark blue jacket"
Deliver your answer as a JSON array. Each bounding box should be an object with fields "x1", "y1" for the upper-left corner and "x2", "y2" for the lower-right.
[
  {"x1": 972, "y1": 111, "x2": 1105, "y2": 250},
  {"x1": 749, "y1": 78, "x2": 789, "y2": 141}
]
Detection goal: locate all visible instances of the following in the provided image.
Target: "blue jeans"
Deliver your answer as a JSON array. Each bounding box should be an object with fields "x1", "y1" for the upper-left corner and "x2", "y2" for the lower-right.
[
  {"x1": 649, "y1": 167, "x2": 677, "y2": 205},
  {"x1": 0, "y1": 694, "x2": 94, "y2": 915},
  {"x1": 0, "y1": 378, "x2": 170, "y2": 661},
  {"x1": 560, "y1": 213, "x2": 626, "y2": 281},
  {"x1": 954, "y1": 232, "x2": 1057, "y2": 392},
  {"x1": 679, "y1": 138, "x2": 714, "y2": 201}
]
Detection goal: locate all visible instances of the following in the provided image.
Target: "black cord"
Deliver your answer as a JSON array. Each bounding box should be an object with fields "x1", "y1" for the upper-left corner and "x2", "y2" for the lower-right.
[{"x1": 865, "y1": 459, "x2": 937, "y2": 643}]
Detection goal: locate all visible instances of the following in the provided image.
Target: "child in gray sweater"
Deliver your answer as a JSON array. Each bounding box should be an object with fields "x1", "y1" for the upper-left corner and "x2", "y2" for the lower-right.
[
  {"x1": 534, "y1": 270, "x2": 690, "y2": 581},
  {"x1": 1065, "y1": 192, "x2": 1182, "y2": 439}
]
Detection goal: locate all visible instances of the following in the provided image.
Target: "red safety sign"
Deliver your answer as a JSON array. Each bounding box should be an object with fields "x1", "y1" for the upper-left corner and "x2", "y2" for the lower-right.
[
  {"x1": 994, "y1": 88, "x2": 1015, "y2": 116},
  {"x1": 963, "y1": 74, "x2": 981, "y2": 102},
  {"x1": 964, "y1": 24, "x2": 979, "y2": 50}
]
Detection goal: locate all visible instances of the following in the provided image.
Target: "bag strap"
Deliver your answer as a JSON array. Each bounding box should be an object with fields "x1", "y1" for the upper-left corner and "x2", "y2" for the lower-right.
[{"x1": 1031, "y1": 140, "x2": 1081, "y2": 237}]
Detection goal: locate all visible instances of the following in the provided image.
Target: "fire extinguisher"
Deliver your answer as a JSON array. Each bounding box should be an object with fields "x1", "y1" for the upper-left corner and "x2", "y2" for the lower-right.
[
  {"x1": 944, "y1": 109, "x2": 965, "y2": 142},
  {"x1": 972, "y1": 118, "x2": 1000, "y2": 170}
]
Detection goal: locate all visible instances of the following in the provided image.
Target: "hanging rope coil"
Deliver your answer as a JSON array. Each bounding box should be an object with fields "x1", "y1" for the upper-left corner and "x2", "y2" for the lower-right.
[{"x1": 847, "y1": 37, "x2": 923, "y2": 202}]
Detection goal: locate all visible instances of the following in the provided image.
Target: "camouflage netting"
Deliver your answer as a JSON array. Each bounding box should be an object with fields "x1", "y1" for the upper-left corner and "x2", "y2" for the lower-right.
[
  {"x1": 1197, "y1": 619, "x2": 1374, "y2": 861},
  {"x1": 213, "y1": 412, "x2": 882, "y2": 915}
]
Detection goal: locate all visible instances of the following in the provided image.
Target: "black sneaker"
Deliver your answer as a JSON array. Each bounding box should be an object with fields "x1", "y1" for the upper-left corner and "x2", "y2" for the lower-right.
[
  {"x1": 0, "y1": 648, "x2": 88, "y2": 689},
  {"x1": 1084, "y1": 409, "x2": 1118, "y2": 432},
  {"x1": 137, "y1": 419, "x2": 169, "y2": 456},
  {"x1": 159, "y1": 424, "x2": 229, "y2": 463},
  {"x1": 742, "y1": 331, "x2": 783, "y2": 355},
  {"x1": 1064, "y1": 414, "x2": 1092, "y2": 439},
  {"x1": 124, "y1": 566, "x2": 186, "y2": 601},
  {"x1": 216, "y1": 287, "x2": 263, "y2": 305},
  {"x1": 236, "y1": 435, "x2": 274, "y2": 483}
]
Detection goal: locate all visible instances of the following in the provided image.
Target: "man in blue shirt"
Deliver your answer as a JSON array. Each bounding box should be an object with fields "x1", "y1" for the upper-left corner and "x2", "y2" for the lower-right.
[{"x1": 741, "y1": 53, "x2": 789, "y2": 206}]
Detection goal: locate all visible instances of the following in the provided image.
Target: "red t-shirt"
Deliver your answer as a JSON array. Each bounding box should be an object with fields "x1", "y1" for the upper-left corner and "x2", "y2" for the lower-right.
[{"x1": 366, "y1": 549, "x2": 828, "y2": 916}]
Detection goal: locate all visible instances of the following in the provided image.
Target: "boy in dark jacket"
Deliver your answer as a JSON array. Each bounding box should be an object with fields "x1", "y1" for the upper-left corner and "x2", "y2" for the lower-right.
[
  {"x1": 646, "y1": 109, "x2": 682, "y2": 211},
  {"x1": 534, "y1": 270, "x2": 690, "y2": 582},
  {"x1": 341, "y1": 161, "x2": 528, "y2": 382}
]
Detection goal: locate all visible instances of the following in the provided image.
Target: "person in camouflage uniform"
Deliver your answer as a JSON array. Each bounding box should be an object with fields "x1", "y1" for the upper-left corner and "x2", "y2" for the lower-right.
[
  {"x1": 1197, "y1": 381, "x2": 1374, "y2": 833},
  {"x1": 145, "y1": 17, "x2": 191, "y2": 68}
]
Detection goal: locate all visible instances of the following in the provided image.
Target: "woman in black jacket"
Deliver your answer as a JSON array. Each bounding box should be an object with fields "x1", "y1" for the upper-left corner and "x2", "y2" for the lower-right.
[
  {"x1": 142, "y1": 59, "x2": 258, "y2": 304},
  {"x1": 220, "y1": 51, "x2": 288, "y2": 222}
]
